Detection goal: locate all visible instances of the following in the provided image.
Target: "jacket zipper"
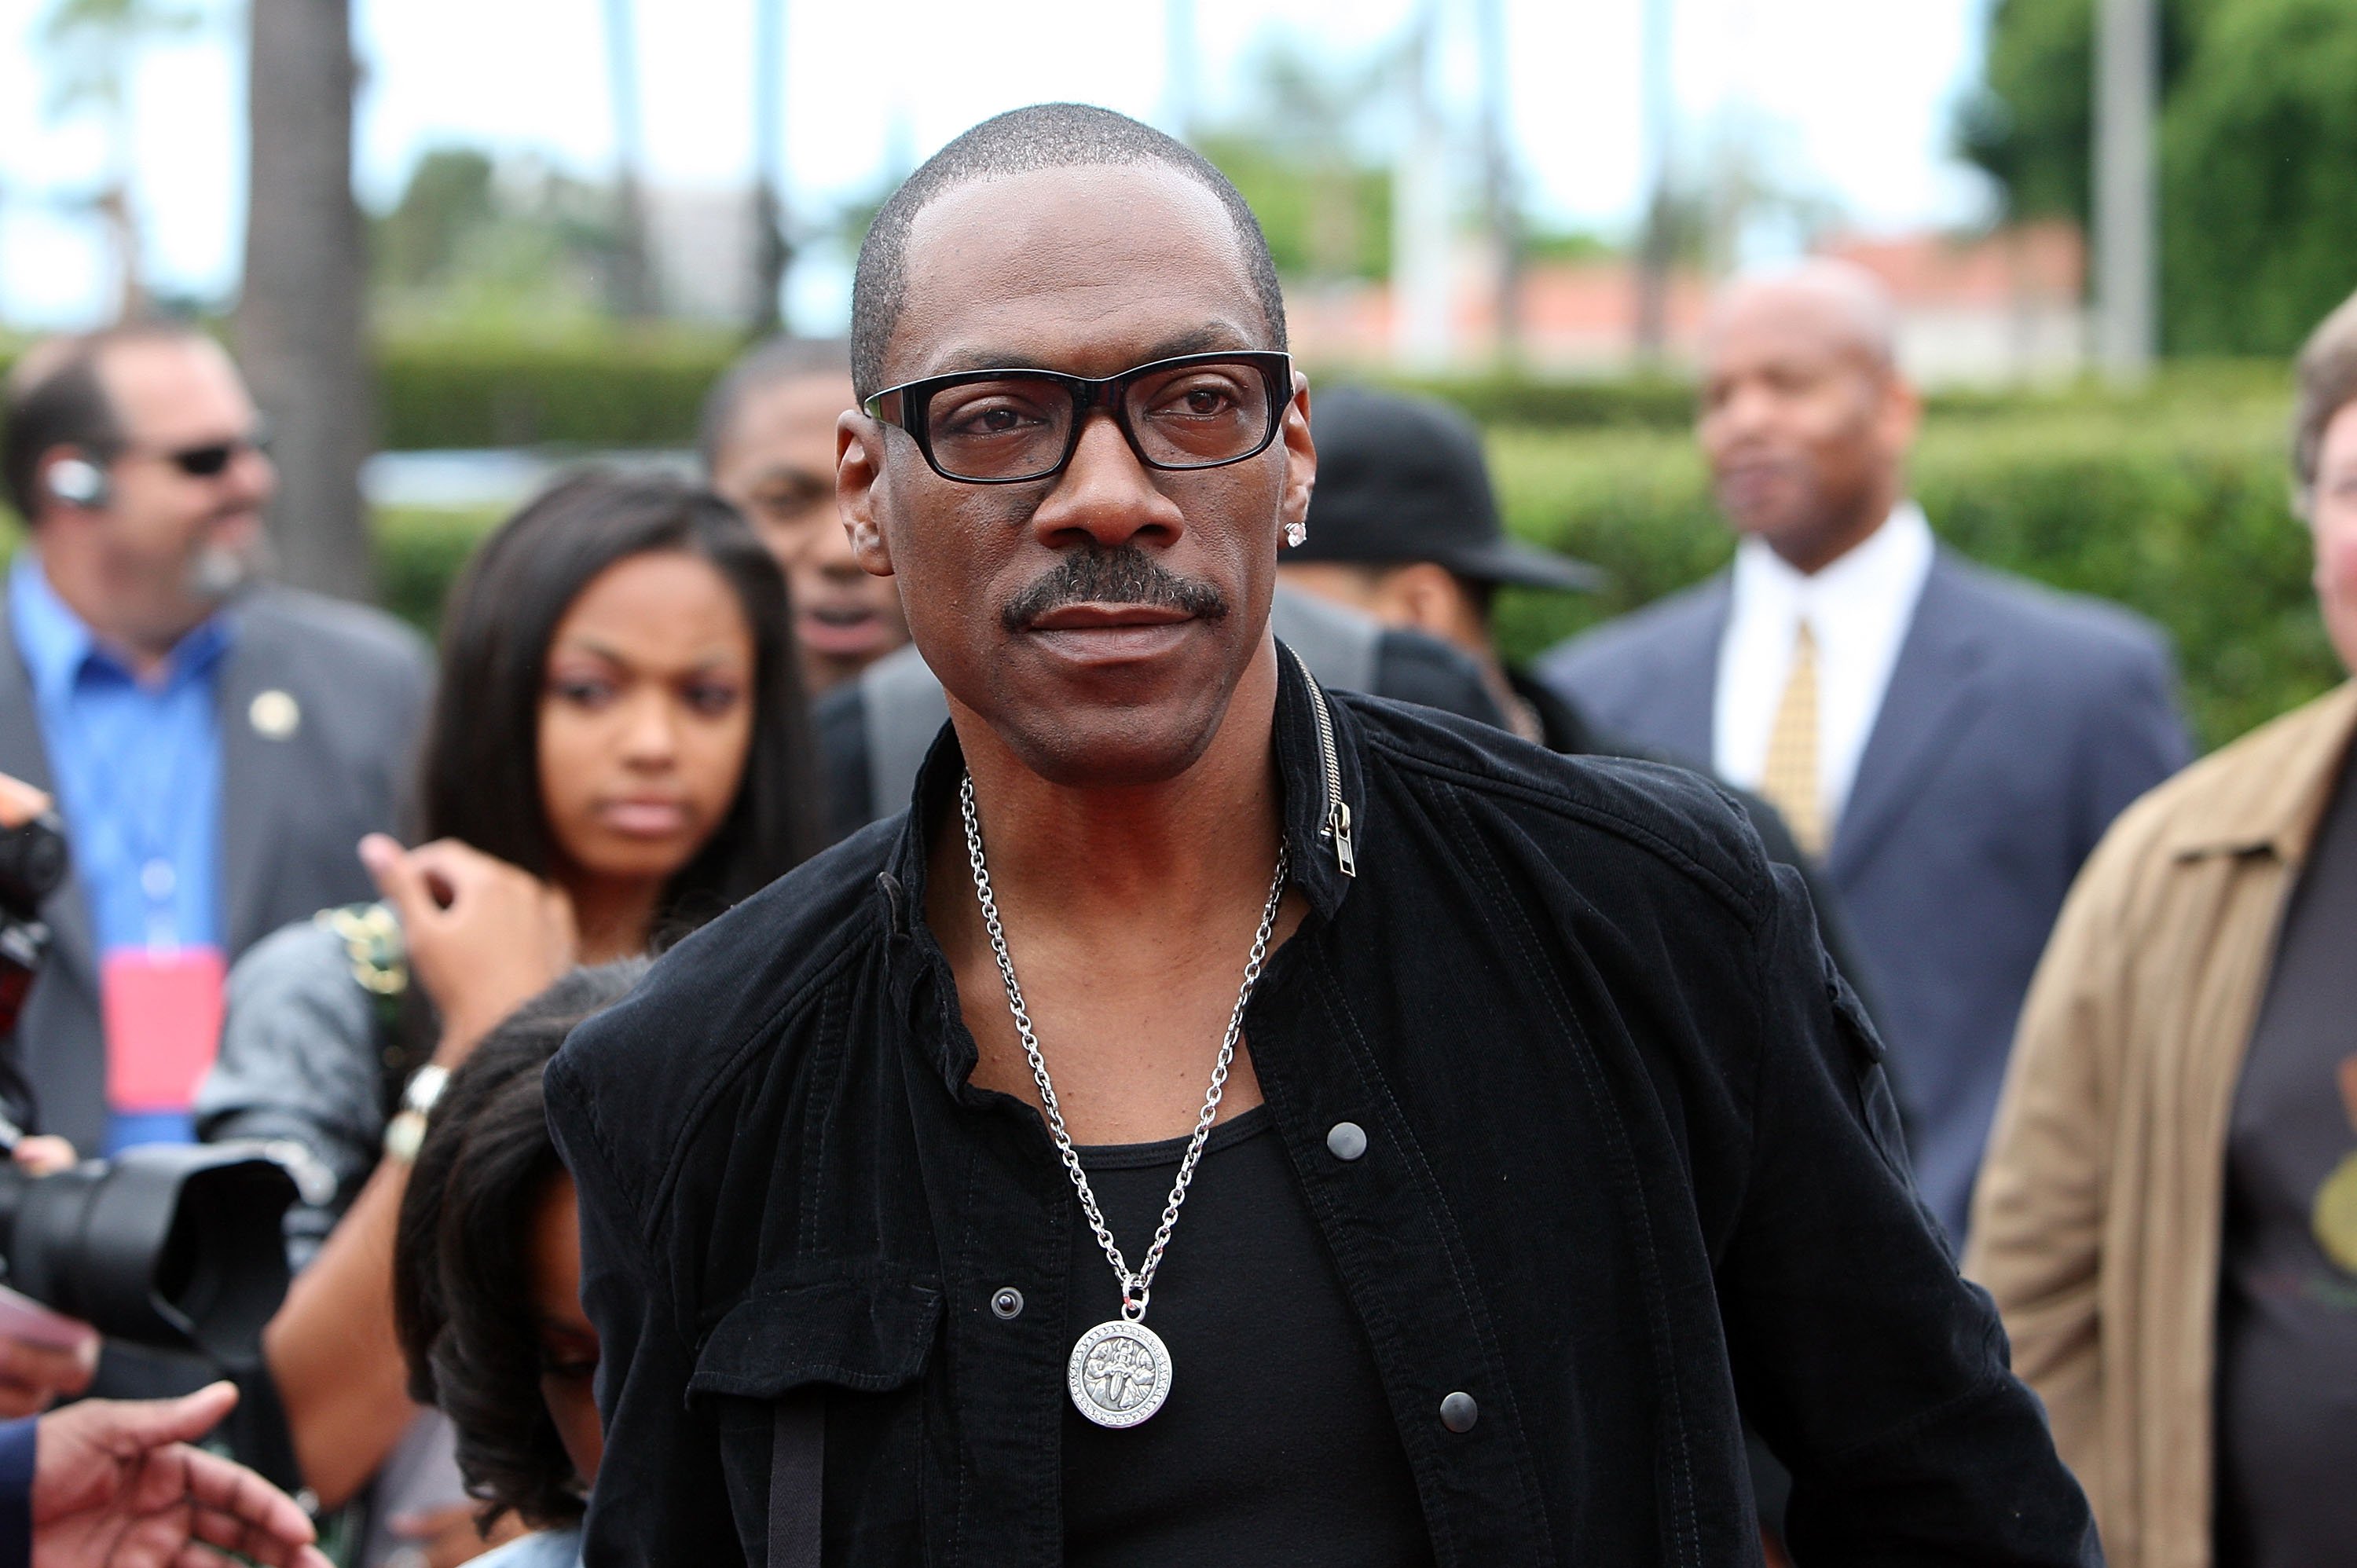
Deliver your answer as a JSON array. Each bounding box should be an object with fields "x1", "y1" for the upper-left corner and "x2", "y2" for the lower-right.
[{"x1": 1288, "y1": 645, "x2": 1357, "y2": 877}]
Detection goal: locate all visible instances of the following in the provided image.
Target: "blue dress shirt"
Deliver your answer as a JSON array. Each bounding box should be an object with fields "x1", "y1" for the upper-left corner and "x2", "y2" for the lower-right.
[{"x1": 8, "y1": 557, "x2": 229, "y2": 1153}]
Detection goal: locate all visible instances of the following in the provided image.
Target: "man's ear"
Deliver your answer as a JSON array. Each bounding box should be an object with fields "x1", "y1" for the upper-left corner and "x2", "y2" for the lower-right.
[
  {"x1": 1278, "y1": 375, "x2": 1316, "y2": 536},
  {"x1": 1876, "y1": 369, "x2": 1923, "y2": 457},
  {"x1": 837, "y1": 409, "x2": 896, "y2": 578}
]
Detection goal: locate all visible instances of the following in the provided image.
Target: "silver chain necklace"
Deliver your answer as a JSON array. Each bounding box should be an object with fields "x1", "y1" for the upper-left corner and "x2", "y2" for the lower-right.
[{"x1": 959, "y1": 771, "x2": 1288, "y2": 1429}]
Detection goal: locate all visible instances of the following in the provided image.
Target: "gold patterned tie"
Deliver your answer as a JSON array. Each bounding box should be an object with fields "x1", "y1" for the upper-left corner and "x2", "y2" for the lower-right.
[{"x1": 1759, "y1": 619, "x2": 1827, "y2": 859}]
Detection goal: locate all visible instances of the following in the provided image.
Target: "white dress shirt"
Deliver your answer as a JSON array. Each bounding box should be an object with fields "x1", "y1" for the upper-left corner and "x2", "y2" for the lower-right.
[{"x1": 1713, "y1": 503, "x2": 1936, "y2": 832}]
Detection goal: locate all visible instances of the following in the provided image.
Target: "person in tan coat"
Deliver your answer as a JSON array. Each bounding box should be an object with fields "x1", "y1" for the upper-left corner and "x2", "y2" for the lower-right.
[{"x1": 1968, "y1": 288, "x2": 2357, "y2": 1568}]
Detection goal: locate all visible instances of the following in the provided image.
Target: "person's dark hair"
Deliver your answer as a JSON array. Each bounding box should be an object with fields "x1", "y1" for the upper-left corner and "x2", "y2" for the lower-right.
[
  {"x1": 393, "y1": 960, "x2": 648, "y2": 1530},
  {"x1": 849, "y1": 103, "x2": 1288, "y2": 398},
  {"x1": 0, "y1": 321, "x2": 211, "y2": 522},
  {"x1": 697, "y1": 336, "x2": 852, "y2": 472},
  {"x1": 2295, "y1": 288, "x2": 2357, "y2": 513},
  {"x1": 416, "y1": 469, "x2": 820, "y2": 935}
]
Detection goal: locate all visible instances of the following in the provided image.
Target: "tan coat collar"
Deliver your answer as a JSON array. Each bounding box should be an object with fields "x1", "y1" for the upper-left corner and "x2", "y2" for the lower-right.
[{"x1": 2164, "y1": 680, "x2": 2357, "y2": 863}]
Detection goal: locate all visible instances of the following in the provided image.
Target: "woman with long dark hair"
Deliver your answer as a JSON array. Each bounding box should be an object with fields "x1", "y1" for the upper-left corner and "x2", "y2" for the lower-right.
[{"x1": 196, "y1": 471, "x2": 817, "y2": 1559}]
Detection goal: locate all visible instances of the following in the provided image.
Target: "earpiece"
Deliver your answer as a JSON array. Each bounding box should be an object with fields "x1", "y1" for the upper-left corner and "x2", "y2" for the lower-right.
[{"x1": 46, "y1": 458, "x2": 108, "y2": 510}]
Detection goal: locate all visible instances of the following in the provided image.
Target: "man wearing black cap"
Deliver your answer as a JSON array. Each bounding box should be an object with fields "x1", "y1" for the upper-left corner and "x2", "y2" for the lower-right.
[{"x1": 1277, "y1": 387, "x2": 1598, "y2": 746}]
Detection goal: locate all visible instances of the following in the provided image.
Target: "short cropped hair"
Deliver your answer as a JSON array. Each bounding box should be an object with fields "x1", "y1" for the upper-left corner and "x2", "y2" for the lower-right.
[
  {"x1": 393, "y1": 959, "x2": 650, "y2": 1530},
  {"x1": 0, "y1": 321, "x2": 210, "y2": 522},
  {"x1": 697, "y1": 335, "x2": 852, "y2": 472},
  {"x1": 849, "y1": 103, "x2": 1287, "y2": 398},
  {"x1": 2295, "y1": 288, "x2": 2357, "y2": 512}
]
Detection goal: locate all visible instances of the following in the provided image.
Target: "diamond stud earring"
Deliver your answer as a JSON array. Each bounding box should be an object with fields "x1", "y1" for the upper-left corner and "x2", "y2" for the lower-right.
[{"x1": 1285, "y1": 521, "x2": 1308, "y2": 548}]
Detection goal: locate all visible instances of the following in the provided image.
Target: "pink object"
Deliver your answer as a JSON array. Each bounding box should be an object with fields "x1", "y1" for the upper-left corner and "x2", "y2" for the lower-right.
[{"x1": 101, "y1": 947, "x2": 228, "y2": 1112}]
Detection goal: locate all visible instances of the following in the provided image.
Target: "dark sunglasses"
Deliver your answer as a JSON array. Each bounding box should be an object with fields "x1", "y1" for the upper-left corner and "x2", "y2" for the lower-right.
[
  {"x1": 862, "y1": 350, "x2": 1293, "y2": 485},
  {"x1": 115, "y1": 427, "x2": 273, "y2": 479}
]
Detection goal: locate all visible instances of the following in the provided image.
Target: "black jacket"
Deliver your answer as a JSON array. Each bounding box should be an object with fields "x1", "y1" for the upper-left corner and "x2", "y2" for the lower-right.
[{"x1": 548, "y1": 648, "x2": 2096, "y2": 1566}]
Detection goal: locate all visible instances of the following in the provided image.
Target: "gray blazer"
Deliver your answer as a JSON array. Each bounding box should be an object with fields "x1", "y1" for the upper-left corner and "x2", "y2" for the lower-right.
[
  {"x1": 1538, "y1": 548, "x2": 2193, "y2": 1242},
  {"x1": 0, "y1": 584, "x2": 432, "y2": 1154}
]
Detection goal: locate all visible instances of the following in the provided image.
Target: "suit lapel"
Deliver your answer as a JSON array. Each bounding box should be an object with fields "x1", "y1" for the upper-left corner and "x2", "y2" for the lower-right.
[
  {"x1": 0, "y1": 597, "x2": 97, "y2": 987},
  {"x1": 1828, "y1": 554, "x2": 1994, "y2": 885}
]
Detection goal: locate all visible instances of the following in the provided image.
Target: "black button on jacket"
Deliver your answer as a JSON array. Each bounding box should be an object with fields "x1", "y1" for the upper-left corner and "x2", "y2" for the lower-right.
[{"x1": 546, "y1": 648, "x2": 2098, "y2": 1567}]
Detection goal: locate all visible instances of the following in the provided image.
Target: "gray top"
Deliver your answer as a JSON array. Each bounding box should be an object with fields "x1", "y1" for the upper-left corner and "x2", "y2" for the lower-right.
[
  {"x1": 2215, "y1": 741, "x2": 2357, "y2": 1568},
  {"x1": 194, "y1": 914, "x2": 390, "y2": 1265}
]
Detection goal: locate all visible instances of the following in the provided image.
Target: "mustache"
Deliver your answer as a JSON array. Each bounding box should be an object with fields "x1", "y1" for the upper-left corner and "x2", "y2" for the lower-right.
[{"x1": 1000, "y1": 544, "x2": 1230, "y2": 632}]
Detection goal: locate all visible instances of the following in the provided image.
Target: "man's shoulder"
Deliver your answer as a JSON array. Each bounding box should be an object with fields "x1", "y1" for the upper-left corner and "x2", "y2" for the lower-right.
[
  {"x1": 236, "y1": 585, "x2": 432, "y2": 680},
  {"x1": 1536, "y1": 574, "x2": 1729, "y2": 689},
  {"x1": 1933, "y1": 553, "x2": 2172, "y2": 676},
  {"x1": 548, "y1": 819, "x2": 900, "y2": 1202},
  {"x1": 1341, "y1": 690, "x2": 1772, "y2": 925}
]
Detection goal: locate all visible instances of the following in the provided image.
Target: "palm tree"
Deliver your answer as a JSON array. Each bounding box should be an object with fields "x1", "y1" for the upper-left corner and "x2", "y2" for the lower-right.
[
  {"x1": 603, "y1": 0, "x2": 656, "y2": 318},
  {"x1": 236, "y1": 0, "x2": 374, "y2": 601},
  {"x1": 750, "y1": 0, "x2": 787, "y2": 335},
  {"x1": 38, "y1": 0, "x2": 203, "y2": 319}
]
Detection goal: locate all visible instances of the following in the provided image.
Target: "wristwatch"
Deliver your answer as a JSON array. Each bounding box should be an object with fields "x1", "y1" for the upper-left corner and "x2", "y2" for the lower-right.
[{"x1": 382, "y1": 1063, "x2": 452, "y2": 1164}]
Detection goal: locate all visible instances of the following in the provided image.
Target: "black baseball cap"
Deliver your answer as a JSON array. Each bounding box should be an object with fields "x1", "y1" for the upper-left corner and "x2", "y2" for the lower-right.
[{"x1": 1294, "y1": 387, "x2": 1601, "y2": 592}]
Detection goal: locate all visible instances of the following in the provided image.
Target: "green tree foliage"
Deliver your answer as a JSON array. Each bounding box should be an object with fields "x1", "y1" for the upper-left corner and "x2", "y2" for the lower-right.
[
  {"x1": 373, "y1": 147, "x2": 499, "y2": 288},
  {"x1": 1956, "y1": 0, "x2": 2209, "y2": 225},
  {"x1": 2160, "y1": 0, "x2": 2357, "y2": 353},
  {"x1": 1197, "y1": 132, "x2": 1392, "y2": 282},
  {"x1": 1959, "y1": 0, "x2": 2357, "y2": 354},
  {"x1": 368, "y1": 147, "x2": 625, "y2": 329}
]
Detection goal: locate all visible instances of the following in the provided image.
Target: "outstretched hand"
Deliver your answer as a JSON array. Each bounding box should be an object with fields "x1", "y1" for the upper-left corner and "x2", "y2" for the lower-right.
[{"x1": 31, "y1": 1382, "x2": 331, "y2": 1568}]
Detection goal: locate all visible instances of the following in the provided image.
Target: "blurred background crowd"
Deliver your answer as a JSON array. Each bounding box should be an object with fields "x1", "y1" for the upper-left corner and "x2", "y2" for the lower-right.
[{"x1": 0, "y1": 0, "x2": 2354, "y2": 1565}]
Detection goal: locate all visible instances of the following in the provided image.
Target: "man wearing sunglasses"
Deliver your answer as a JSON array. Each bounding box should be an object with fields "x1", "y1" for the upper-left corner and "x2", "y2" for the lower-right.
[
  {"x1": 549, "y1": 104, "x2": 2095, "y2": 1565},
  {"x1": 0, "y1": 324, "x2": 429, "y2": 1218}
]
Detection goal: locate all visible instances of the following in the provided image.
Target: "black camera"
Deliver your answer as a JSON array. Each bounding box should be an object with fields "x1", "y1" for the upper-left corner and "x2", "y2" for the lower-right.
[
  {"x1": 0, "y1": 808, "x2": 295, "y2": 1368},
  {"x1": 0, "y1": 810, "x2": 67, "y2": 1043}
]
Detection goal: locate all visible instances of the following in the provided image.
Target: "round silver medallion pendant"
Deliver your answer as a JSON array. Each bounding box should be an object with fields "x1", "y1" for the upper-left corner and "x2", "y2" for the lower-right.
[{"x1": 1067, "y1": 1319, "x2": 1173, "y2": 1428}]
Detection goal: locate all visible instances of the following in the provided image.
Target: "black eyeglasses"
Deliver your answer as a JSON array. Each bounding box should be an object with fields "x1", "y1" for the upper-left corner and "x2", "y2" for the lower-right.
[
  {"x1": 112, "y1": 427, "x2": 273, "y2": 479},
  {"x1": 862, "y1": 350, "x2": 1292, "y2": 485}
]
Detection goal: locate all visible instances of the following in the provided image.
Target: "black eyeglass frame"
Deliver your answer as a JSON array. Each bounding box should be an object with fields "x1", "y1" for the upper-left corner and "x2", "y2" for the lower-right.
[{"x1": 861, "y1": 350, "x2": 1296, "y2": 485}]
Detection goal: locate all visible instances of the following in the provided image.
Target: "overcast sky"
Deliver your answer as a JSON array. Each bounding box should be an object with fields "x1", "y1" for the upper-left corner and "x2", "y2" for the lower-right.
[{"x1": 0, "y1": 0, "x2": 1996, "y2": 329}]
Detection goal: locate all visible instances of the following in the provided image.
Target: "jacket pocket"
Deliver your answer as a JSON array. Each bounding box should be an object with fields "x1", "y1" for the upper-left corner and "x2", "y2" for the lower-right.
[
  {"x1": 691, "y1": 1276, "x2": 942, "y2": 1565},
  {"x1": 689, "y1": 1274, "x2": 943, "y2": 1400}
]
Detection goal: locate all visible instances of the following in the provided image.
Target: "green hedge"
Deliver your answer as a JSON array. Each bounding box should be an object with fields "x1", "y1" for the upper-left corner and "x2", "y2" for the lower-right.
[{"x1": 375, "y1": 332, "x2": 742, "y2": 449}]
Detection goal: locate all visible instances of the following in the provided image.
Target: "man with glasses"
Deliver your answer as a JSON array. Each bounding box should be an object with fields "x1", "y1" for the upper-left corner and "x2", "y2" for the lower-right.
[
  {"x1": 0, "y1": 324, "x2": 429, "y2": 1183},
  {"x1": 549, "y1": 104, "x2": 2095, "y2": 1564}
]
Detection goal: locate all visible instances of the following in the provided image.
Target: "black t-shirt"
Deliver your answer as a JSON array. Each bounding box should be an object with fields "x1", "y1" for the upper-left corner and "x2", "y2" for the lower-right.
[
  {"x1": 1060, "y1": 1104, "x2": 1435, "y2": 1566},
  {"x1": 2216, "y1": 742, "x2": 2357, "y2": 1568}
]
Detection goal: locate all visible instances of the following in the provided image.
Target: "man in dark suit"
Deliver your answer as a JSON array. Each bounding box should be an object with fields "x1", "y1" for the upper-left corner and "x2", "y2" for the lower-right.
[
  {"x1": 0, "y1": 324, "x2": 431, "y2": 1167},
  {"x1": 1540, "y1": 262, "x2": 2190, "y2": 1244}
]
